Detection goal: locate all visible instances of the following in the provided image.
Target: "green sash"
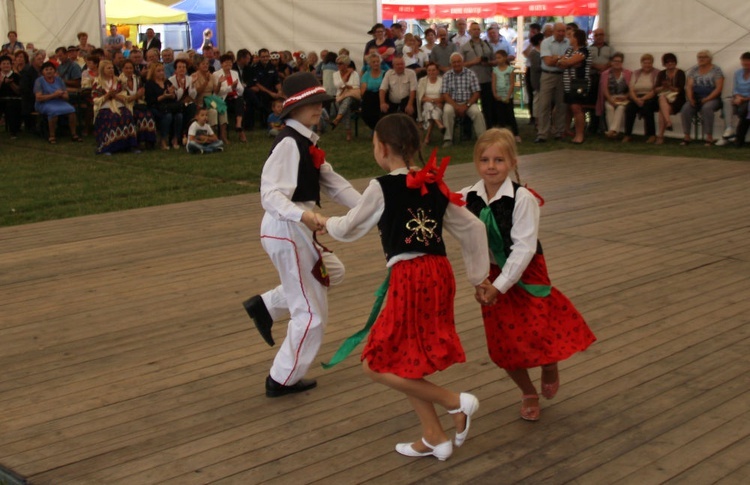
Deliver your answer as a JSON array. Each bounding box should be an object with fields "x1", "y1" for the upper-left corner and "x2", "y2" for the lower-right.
[
  {"x1": 321, "y1": 270, "x2": 391, "y2": 369},
  {"x1": 479, "y1": 206, "x2": 551, "y2": 297}
]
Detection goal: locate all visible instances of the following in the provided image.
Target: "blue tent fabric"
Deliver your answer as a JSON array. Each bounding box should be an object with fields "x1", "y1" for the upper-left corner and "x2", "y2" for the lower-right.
[{"x1": 171, "y1": 0, "x2": 216, "y2": 51}]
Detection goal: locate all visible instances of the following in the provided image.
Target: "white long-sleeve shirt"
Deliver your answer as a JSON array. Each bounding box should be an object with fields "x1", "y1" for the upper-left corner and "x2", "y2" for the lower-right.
[
  {"x1": 260, "y1": 119, "x2": 361, "y2": 222},
  {"x1": 460, "y1": 177, "x2": 540, "y2": 294},
  {"x1": 326, "y1": 167, "x2": 490, "y2": 286}
]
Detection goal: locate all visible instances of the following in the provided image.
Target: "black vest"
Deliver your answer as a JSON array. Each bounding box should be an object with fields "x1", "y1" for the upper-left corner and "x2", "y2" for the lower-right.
[
  {"x1": 465, "y1": 182, "x2": 543, "y2": 258},
  {"x1": 377, "y1": 174, "x2": 448, "y2": 262},
  {"x1": 269, "y1": 126, "x2": 321, "y2": 206}
]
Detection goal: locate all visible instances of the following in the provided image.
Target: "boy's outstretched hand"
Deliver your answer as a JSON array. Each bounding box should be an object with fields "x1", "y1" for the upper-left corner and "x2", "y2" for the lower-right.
[
  {"x1": 475, "y1": 279, "x2": 498, "y2": 306},
  {"x1": 301, "y1": 210, "x2": 324, "y2": 232}
]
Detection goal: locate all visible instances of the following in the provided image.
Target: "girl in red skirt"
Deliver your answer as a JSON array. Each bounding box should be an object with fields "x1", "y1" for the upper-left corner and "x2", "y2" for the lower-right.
[
  {"x1": 320, "y1": 114, "x2": 493, "y2": 461},
  {"x1": 461, "y1": 128, "x2": 596, "y2": 421}
]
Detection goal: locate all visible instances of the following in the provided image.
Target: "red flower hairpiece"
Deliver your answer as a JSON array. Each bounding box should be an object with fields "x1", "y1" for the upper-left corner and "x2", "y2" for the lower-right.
[{"x1": 406, "y1": 148, "x2": 465, "y2": 206}]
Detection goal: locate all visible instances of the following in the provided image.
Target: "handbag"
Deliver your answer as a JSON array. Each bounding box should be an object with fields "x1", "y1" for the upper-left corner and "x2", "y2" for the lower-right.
[
  {"x1": 660, "y1": 90, "x2": 678, "y2": 103},
  {"x1": 570, "y1": 78, "x2": 589, "y2": 97},
  {"x1": 203, "y1": 94, "x2": 227, "y2": 114},
  {"x1": 159, "y1": 101, "x2": 182, "y2": 114}
]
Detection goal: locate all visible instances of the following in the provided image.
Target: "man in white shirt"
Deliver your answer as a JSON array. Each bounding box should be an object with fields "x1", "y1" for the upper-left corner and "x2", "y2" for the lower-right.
[
  {"x1": 452, "y1": 19, "x2": 470, "y2": 47},
  {"x1": 379, "y1": 56, "x2": 417, "y2": 116}
]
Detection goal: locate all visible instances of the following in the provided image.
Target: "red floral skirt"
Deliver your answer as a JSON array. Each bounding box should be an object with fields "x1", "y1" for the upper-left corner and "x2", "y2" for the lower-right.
[
  {"x1": 482, "y1": 256, "x2": 596, "y2": 370},
  {"x1": 362, "y1": 254, "x2": 466, "y2": 378}
]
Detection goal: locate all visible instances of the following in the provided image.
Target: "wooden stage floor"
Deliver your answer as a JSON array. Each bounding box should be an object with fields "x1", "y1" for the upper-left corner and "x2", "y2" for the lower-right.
[{"x1": 1, "y1": 150, "x2": 748, "y2": 484}]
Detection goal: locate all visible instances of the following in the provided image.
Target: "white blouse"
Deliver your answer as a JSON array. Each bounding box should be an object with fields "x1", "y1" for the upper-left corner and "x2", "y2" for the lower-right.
[
  {"x1": 326, "y1": 167, "x2": 490, "y2": 286},
  {"x1": 460, "y1": 177, "x2": 540, "y2": 294}
]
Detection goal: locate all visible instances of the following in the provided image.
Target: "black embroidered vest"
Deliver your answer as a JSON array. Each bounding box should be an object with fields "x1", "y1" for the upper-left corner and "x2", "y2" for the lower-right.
[
  {"x1": 377, "y1": 174, "x2": 448, "y2": 262},
  {"x1": 269, "y1": 126, "x2": 321, "y2": 206},
  {"x1": 465, "y1": 182, "x2": 543, "y2": 258}
]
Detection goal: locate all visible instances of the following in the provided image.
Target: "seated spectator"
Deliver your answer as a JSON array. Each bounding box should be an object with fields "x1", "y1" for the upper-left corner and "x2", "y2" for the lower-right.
[
  {"x1": 213, "y1": 53, "x2": 246, "y2": 142},
  {"x1": 293, "y1": 51, "x2": 312, "y2": 73},
  {"x1": 81, "y1": 55, "x2": 99, "y2": 89},
  {"x1": 203, "y1": 45, "x2": 220, "y2": 72},
  {"x1": 623, "y1": 53, "x2": 658, "y2": 143},
  {"x1": 119, "y1": 59, "x2": 157, "y2": 148},
  {"x1": 169, "y1": 58, "x2": 197, "y2": 141},
  {"x1": 331, "y1": 54, "x2": 360, "y2": 141},
  {"x1": 307, "y1": 51, "x2": 319, "y2": 79},
  {"x1": 13, "y1": 50, "x2": 28, "y2": 75},
  {"x1": 91, "y1": 60, "x2": 138, "y2": 154},
  {"x1": 191, "y1": 55, "x2": 226, "y2": 142},
  {"x1": 735, "y1": 104, "x2": 750, "y2": 148},
  {"x1": 680, "y1": 50, "x2": 724, "y2": 145},
  {"x1": 34, "y1": 61, "x2": 82, "y2": 143},
  {"x1": 51, "y1": 46, "x2": 66, "y2": 68},
  {"x1": 122, "y1": 40, "x2": 133, "y2": 59},
  {"x1": 379, "y1": 55, "x2": 417, "y2": 116},
  {"x1": 320, "y1": 51, "x2": 338, "y2": 97},
  {"x1": 0, "y1": 54, "x2": 23, "y2": 138},
  {"x1": 416, "y1": 62, "x2": 444, "y2": 145},
  {"x1": 440, "y1": 52, "x2": 486, "y2": 147},
  {"x1": 598, "y1": 52, "x2": 632, "y2": 138},
  {"x1": 112, "y1": 51, "x2": 125, "y2": 75},
  {"x1": 267, "y1": 98, "x2": 285, "y2": 136},
  {"x1": 272, "y1": 51, "x2": 292, "y2": 82},
  {"x1": 2, "y1": 31, "x2": 24, "y2": 53},
  {"x1": 128, "y1": 49, "x2": 146, "y2": 77},
  {"x1": 145, "y1": 62, "x2": 183, "y2": 150},
  {"x1": 58, "y1": 46, "x2": 82, "y2": 92},
  {"x1": 20, "y1": 50, "x2": 43, "y2": 132},
  {"x1": 654, "y1": 53, "x2": 686, "y2": 144},
  {"x1": 187, "y1": 107, "x2": 223, "y2": 153},
  {"x1": 717, "y1": 51, "x2": 750, "y2": 146},
  {"x1": 359, "y1": 52, "x2": 385, "y2": 130},
  {"x1": 162, "y1": 48, "x2": 176, "y2": 78}
]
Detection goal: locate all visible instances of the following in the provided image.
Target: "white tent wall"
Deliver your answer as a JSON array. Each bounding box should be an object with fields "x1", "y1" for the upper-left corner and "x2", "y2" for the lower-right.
[
  {"x1": 0, "y1": 1, "x2": 9, "y2": 44},
  {"x1": 606, "y1": 0, "x2": 750, "y2": 138},
  {"x1": 11, "y1": 0, "x2": 103, "y2": 51},
  {"x1": 220, "y1": 0, "x2": 376, "y2": 62}
]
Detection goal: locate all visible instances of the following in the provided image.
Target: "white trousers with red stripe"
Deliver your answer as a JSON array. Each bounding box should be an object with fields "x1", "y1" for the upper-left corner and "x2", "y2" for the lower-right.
[
  {"x1": 260, "y1": 213, "x2": 331, "y2": 386},
  {"x1": 262, "y1": 251, "x2": 345, "y2": 322}
]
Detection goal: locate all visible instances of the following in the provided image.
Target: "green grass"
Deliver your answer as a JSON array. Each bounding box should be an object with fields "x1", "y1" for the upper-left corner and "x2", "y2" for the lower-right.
[{"x1": 1, "y1": 111, "x2": 747, "y2": 227}]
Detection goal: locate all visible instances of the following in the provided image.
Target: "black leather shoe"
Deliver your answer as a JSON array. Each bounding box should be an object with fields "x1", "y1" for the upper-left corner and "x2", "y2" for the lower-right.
[
  {"x1": 265, "y1": 375, "x2": 317, "y2": 397},
  {"x1": 533, "y1": 137, "x2": 547, "y2": 144},
  {"x1": 243, "y1": 295, "x2": 274, "y2": 346}
]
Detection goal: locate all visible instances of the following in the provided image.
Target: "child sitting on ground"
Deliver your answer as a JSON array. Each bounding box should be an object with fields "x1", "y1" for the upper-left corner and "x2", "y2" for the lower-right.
[
  {"x1": 267, "y1": 98, "x2": 285, "y2": 137},
  {"x1": 186, "y1": 107, "x2": 224, "y2": 153}
]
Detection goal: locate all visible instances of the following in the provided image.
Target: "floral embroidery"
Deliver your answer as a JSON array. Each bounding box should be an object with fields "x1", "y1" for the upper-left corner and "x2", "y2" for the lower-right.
[{"x1": 405, "y1": 208, "x2": 440, "y2": 245}]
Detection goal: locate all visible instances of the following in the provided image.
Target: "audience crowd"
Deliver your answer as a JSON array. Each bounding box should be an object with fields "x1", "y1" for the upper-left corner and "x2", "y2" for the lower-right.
[{"x1": 1, "y1": 22, "x2": 749, "y2": 152}]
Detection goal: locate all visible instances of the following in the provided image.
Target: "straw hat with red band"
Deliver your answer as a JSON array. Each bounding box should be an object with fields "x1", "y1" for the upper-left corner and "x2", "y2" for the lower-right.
[{"x1": 279, "y1": 72, "x2": 332, "y2": 119}]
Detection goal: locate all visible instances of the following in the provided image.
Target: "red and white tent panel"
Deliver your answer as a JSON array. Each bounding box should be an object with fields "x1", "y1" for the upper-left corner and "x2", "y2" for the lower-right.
[{"x1": 382, "y1": 0, "x2": 598, "y2": 18}]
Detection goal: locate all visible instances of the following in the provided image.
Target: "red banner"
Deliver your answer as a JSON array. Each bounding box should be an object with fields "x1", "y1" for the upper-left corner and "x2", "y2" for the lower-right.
[{"x1": 381, "y1": 1, "x2": 598, "y2": 19}]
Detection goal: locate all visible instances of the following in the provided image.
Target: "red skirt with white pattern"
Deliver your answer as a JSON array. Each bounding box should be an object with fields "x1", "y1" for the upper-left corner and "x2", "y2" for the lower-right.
[
  {"x1": 362, "y1": 254, "x2": 466, "y2": 378},
  {"x1": 482, "y1": 255, "x2": 596, "y2": 370}
]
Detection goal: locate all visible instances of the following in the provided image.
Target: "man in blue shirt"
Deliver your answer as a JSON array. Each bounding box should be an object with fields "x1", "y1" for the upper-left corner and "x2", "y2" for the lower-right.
[{"x1": 535, "y1": 22, "x2": 569, "y2": 143}]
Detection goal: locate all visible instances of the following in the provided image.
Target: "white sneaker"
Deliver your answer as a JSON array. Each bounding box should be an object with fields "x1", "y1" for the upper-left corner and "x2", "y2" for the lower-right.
[
  {"x1": 715, "y1": 137, "x2": 729, "y2": 146},
  {"x1": 722, "y1": 127, "x2": 735, "y2": 138}
]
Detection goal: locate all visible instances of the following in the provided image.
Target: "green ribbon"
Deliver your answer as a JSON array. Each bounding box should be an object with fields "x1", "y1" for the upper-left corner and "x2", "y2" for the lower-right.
[
  {"x1": 321, "y1": 269, "x2": 391, "y2": 369},
  {"x1": 479, "y1": 207, "x2": 551, "y2": 298}
]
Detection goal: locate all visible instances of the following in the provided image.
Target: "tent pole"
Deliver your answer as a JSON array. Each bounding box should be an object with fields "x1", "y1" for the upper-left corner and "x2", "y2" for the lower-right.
[
  {"x1": 7, "y1": 0, "x2": 17, "y2": 31},
  {"x1": 216, "y1": 0, "x2": 225, "y2": 51},
  {"x1": 598, "y1": 0, "x2": 609, "y2": 34}
]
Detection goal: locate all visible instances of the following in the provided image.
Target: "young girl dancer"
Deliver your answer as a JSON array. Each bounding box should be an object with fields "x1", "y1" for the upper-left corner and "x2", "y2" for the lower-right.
[
  {"x1": 462, "y1": 128, "x2": 596, "y2": 421},
  {"x1": 319, "y1": 113, "x2": 493, "y2": 461}
]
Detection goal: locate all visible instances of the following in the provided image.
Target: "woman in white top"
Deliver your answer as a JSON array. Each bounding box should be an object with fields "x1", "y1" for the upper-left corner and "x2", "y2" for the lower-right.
[
  {"x1": 91, "y1": 60, "x2": 137, "y2": 154},
  {"x1": 212, "y1": 53, "x2": 246, "y2": 142},
  {"x1": 169, "y1": 58, "x2": 198, "y2": 143},
  {"x1": 331, "y1": 54, "x2": 361, "y2": 141},
  {"x1": 417, "y1": 62, "x2": 444, "y2": 145}
]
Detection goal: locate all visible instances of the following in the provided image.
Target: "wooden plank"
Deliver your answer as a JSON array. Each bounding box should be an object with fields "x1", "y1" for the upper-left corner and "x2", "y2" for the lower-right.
[{"x1": 0, "y1": 150, "x2": 748, "y2": 484}]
